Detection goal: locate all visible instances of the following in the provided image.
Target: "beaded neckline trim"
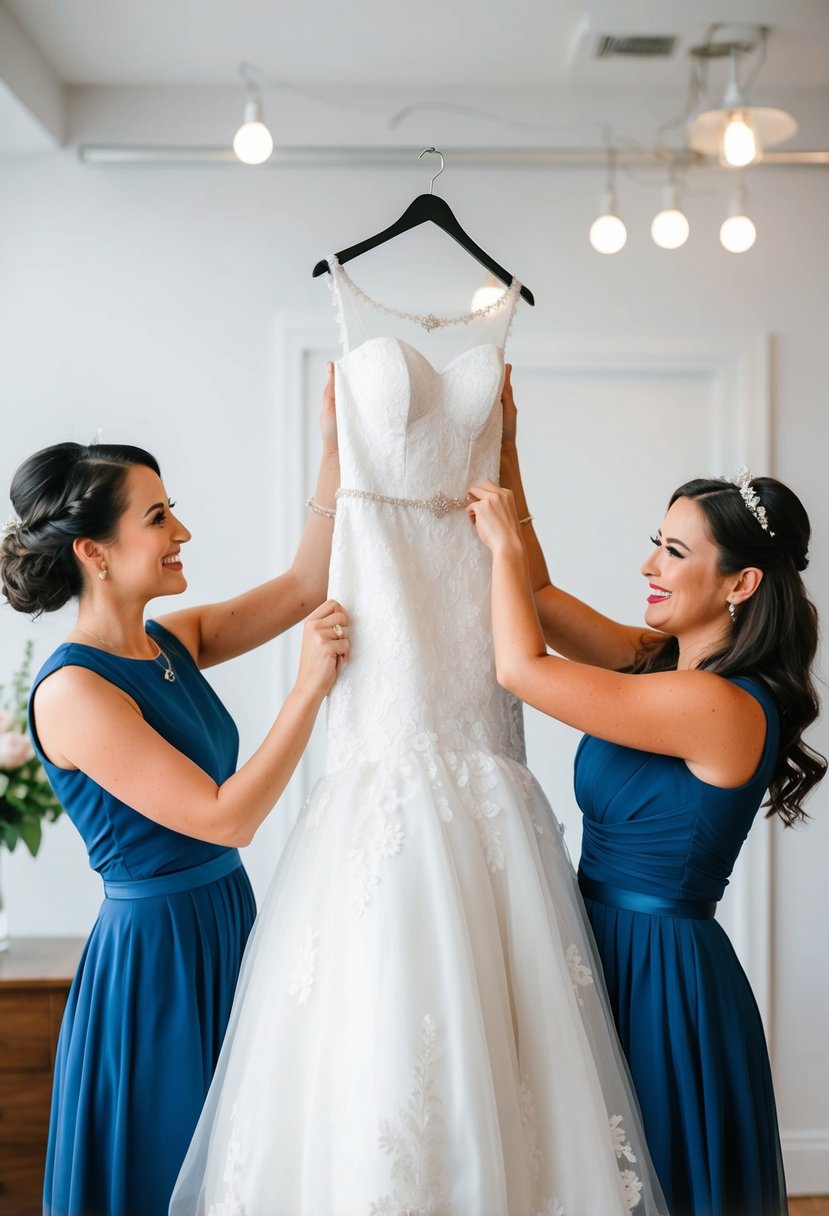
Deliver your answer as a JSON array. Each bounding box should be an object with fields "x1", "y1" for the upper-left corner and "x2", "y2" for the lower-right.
[{"x1": 329, "y1": 254, "x2": 520, "y2": 334}]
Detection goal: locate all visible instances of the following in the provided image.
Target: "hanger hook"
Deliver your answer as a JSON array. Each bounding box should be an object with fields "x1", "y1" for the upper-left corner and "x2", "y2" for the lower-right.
[{"x1": 418, "y1": 146, "x2": 445, "y2": 194}]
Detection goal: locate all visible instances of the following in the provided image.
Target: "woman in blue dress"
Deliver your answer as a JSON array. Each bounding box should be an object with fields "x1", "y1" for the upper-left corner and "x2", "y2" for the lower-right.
[
  {"x1": 0, "y1": 368, "x2": 349, "y2": 1216},
  {"x1": 467, "y1": 368, "x2": 825, "y2": 1216}
]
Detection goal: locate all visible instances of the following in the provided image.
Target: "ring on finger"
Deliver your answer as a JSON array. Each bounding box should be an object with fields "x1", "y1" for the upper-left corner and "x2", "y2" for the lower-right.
[{"x1": 332, "y1": 622, "x2": 344, "y2": 639}]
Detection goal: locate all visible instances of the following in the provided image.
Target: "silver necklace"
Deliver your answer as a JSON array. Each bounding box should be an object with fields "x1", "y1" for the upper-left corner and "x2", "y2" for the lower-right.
[{"x1": 77, "y1": 625, "x2": 176, "y2": 684}]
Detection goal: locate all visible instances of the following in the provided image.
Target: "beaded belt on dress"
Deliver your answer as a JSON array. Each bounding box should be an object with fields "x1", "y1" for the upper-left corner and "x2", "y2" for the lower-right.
[
  {"x1": 578, "y1": 875, "x2": 717, "y2": 920},
  {"x1": 336, "y1": 487, "x2": 471, "y2": 519},
  {"x1": 103, "y1": 849, "x2": 242, "y2": 900}
]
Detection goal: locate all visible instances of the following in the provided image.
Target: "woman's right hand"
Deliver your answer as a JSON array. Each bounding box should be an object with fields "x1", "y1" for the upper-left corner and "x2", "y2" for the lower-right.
[{"x1": 294, "y1": 599, "x2": 349, "y2": 701}]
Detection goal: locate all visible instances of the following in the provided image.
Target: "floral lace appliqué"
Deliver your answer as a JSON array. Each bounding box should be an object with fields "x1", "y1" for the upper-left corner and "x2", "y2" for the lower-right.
[
  {"x1": 349, "y1": 769, "x2": 407, "y2": 915},
  {"x1": 609, "y1": 1115, "x2": 642, "y2": 1210},
  {"x1": 207, "y1": 1104, "x2": 246, "y2": 1216},
  {"x1": 289, "y1": 926, "x2": 320, "y2": 1005},
  {"x1": 518, "y1": 1075, "x2": 543, "y2": 1185},
  {"x1": 370, "y1": 1015, "x2": 449, "y2": 1216},
  {"x1": 537, "y1": 1201, "x2": 566, "y2": 1216},
  {"x1": 565, "y1": 943, "x2": 594, "y2": 1006},
  {"x1": 446, "y1": 750, "x2": 506, "y2": 873},
  {"x1": 519, "y1": 1073, "x2": 567, "y2": 1216}
]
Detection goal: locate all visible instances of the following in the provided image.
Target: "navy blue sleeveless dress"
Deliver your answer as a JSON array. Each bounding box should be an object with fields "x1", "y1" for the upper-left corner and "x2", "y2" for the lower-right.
[
  {"x1": 29, "y1": 621, "x2": 256, "y2": 1216},
  {"x1": 575, "y1": 675, "x2": 787, "y2": 1216}
]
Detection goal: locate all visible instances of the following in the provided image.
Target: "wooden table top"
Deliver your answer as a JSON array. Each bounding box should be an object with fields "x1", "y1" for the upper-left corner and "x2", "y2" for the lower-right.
[{"x1": 0, "y1": 937, "x2": 85, "y2": 988}]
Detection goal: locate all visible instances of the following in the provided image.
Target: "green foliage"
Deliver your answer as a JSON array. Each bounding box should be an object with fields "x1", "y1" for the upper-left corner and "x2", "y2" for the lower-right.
[{"x1": 0, "y1": 641, "x2": 62, "y2": 857}]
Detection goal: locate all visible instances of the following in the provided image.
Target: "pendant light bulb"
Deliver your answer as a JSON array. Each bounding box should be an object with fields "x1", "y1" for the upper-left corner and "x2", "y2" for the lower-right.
[
  {"x1": 589, "y1": 191, "x2": 627, "y2": 255},
  {"x1": 721, "y1": 109, "x2": 760, "y2": 168},
  {"x1": 650, "y1": 185, "x2": 690, "y2": 250},
  {"x1": 688, "y1": 39, "x2": 797, "y2": 166},
  {"x1": 471, "y1": 274, "x2": 506, "y2": 313},
  {"x1": 720, "y1": 183, "x2": 757, "y2": 253},
  {"x1": 233, "y1": 98, "x2": 274, "y2": 165}
]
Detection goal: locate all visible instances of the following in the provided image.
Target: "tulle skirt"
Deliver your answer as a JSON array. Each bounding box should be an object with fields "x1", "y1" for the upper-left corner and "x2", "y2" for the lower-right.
[{"x1": 170, "y1": 750, "x2": 668, "y2": 1215}]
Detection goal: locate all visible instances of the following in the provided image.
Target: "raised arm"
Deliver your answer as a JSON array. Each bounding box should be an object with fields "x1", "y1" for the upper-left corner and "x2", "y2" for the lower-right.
[
  {"x1": 158, "y1": 363, "x2": 340, "y2": 668},
  {"x1": 499, "y1": 365, "x2": 658, "y2": 671},
  {"x1": 32, "y1": 600, "x2": 349, "y2": 847},
  {"x1": 467, "y1": 481, "x2": 766, "y2": 788}
]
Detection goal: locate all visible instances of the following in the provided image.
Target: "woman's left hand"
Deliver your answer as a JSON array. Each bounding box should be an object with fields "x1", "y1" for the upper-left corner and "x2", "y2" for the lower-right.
[
  {"x1": 320, "y1": 361, "x2": 338, "y2": 457},
  {"x1": 467, "y1": 480, "x2": 522, "y2": 553}
]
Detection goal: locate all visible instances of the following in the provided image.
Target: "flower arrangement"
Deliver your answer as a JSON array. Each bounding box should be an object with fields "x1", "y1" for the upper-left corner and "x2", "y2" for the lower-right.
[{"x1": 0, "y1": 641, "x2": 62, "y2": 856}]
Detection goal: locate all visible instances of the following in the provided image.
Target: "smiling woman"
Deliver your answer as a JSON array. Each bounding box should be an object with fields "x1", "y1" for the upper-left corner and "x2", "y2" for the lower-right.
[
  {"x1": 466, "y1": 366, "x2": 827, "y2": 1216},
  {"x1": 0, "y1": 377, "x2": 348, "y2": 1216}
]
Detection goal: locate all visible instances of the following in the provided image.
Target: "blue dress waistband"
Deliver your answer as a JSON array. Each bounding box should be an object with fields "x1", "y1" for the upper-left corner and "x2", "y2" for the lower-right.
[
  {"x1": 104, "y1": 850, "x2": 242, "y2": 900},
  {"x1": 579, "y1": 874, "x2": 717, "y2": 920}
]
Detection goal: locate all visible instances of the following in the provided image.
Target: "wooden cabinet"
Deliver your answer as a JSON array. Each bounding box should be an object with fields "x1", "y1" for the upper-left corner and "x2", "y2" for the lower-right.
[{"x1": 0, "y1": 938, "x2": 84, "y2": 1216}]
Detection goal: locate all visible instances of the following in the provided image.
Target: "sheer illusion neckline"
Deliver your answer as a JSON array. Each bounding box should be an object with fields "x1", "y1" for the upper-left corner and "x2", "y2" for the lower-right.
[{"x1": 328, "y1": 254, "x2": 520, "y2": 333}]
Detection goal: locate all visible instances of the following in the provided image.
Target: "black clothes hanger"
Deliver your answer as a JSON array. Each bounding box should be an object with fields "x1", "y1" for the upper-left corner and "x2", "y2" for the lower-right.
[{"x1": 312, "y1": 147, "x2": 534, "y2": 307}]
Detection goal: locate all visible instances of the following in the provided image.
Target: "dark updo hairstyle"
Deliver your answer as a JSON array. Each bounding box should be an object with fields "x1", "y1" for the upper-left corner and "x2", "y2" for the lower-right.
[
  {"x1": 634, "y1": 475, "x2": 825, "y2": 826},
  {"x1": 1, "y1": 442, "x2": 161, "y2": 618}
]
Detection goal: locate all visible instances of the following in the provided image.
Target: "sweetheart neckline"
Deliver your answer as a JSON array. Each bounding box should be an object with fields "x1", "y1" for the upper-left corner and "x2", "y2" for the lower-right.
[{"x1": 335, "y1": 335, "x2": 504, "y2": 378}]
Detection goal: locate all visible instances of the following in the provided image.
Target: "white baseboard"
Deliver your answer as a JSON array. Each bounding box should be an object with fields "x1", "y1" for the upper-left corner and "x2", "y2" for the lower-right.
[{"x1": 783, "y1": 1130, "x2": 829, "y2": 1195}]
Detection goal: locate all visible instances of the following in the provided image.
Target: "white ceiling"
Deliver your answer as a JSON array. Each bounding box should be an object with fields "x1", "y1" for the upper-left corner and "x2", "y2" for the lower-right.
[
  {"x1": 5, "y1": 0, "x2": 829, "y2": 90},
  {"x1": 1, "y1": 0, "x2": 828, "y2": 153}
]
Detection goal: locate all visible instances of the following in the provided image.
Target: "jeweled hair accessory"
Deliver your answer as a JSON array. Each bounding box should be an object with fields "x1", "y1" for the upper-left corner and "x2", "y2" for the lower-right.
[
  {"x1": 729, "y1": 466, "x2": 775, "y2": 536},
  {"x1": 1, "y1": 514, "x2": 22, "y2": 538}
]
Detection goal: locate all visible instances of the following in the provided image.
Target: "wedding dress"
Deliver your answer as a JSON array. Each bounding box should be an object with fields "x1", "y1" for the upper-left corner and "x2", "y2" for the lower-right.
[{"x1": 169, "y1": 258, "x2": 668, "y2": 1216}]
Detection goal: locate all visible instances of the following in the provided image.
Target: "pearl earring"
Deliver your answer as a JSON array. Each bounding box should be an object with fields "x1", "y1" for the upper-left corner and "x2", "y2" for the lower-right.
[
  {"x1": 727, "y1": 602, "x2": 736, "y2": 622},
  {"x1": 98, "y1": 566, "x2": 108, "y2": 581}
]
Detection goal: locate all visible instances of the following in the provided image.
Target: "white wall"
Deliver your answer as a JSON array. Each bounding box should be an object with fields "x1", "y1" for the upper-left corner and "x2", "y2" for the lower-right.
[{"x1": 1, "y1": 89, "x2": 828, "y2": 1188}]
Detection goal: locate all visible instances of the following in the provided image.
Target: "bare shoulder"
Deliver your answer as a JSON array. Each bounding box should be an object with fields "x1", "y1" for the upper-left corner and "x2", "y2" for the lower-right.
[
  {"x1": 32, "y1": 664, "x2": 142, "y2": 768},
  {"x1": 663, "y1": 669, "x2": 768, "y2": 786},
  {"x1": 34, "y1": 663, "x2": 140, "y2": 711},
  {"x1": 651, "y1": 667, "x2": 766, "y2": 714},
  {"x1": 150, "y1": 608, "x2": 201, "y2": 663}
]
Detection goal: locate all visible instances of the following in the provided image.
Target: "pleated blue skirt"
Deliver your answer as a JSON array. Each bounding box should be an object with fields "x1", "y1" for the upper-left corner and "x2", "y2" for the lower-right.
[
  {"x1": 44, "y1": 855, "x2": 256, "y2": 1216},
  {"x1": 584, "y1": 895, "x2": 787, "y2": 1216}
]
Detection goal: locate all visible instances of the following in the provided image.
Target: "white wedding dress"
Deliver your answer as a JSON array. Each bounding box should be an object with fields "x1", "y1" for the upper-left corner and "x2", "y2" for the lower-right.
[{"x1": 170, "y1": 259, "x2": 668, "y2": 1216}]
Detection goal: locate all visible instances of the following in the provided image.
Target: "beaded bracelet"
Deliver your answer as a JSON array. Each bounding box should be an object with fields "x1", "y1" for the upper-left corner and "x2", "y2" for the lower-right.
[{"x1": 306, "y1": 497, "x2": 336, "y2": 519}]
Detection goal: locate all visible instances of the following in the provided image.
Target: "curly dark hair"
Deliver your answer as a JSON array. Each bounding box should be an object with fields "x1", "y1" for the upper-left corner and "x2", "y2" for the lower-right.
[
  {"x1": 633, "y1": 475, "x2": 825, "y2": 826},
  {"x1": 1, "y1": 442, "x2": 161, "y2": 617}
]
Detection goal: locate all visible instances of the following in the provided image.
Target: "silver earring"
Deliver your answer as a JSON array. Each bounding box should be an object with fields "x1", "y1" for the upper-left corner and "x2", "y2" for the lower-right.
[
  {"x1": 727, "y1": 602, "x2": 736, "y2": 622},
  {"x1": 98, "y1": 566, "x2": 108, "y2": 581}
]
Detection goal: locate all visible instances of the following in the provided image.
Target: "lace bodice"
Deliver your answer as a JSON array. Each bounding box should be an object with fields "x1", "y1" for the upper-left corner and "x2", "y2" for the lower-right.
[{"x1": 325, "y1": 257, "x2": 525, "y2": 771}]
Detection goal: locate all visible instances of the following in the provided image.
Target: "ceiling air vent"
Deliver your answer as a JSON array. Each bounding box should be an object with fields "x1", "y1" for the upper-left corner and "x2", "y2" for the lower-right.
[{"x1": 596, "y1": 34, "x2": 678, "y2": 58}]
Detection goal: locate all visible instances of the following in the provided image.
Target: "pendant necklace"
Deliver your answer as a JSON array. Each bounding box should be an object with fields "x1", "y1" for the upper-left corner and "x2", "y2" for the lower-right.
[{"x1": 77, "y1": 626, "x2": 177, "y2": 684}]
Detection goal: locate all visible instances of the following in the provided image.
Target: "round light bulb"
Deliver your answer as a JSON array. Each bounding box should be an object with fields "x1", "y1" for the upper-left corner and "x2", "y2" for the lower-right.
[
  {"x1": 471, "y1": 275, "x2": 506, "y2": 312},
  {"x1": 720, "y1": 213, "x2": 757, "y2": 253},
  {"x1": 589, "y1": 192, "x2": 627, "y2": 254},
  {"x1": 233, "y1": 99, "x2": 274, "y2": 165},
  {"x1": 721, "y1": 111, "x2": 759, "y2": 167},
  {"x1": 650, "y1": 207, "x2": 690, "y2": 250}
]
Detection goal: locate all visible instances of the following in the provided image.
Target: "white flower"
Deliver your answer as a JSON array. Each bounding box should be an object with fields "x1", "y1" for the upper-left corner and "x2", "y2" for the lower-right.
[
  {"x1": 565, "y1": 944, "x2": 594, "y2": 1006},
  {"x1": 0, "y1": 729, "x2": 34, "y2": 769},
  {"x1": 609, "y1": 1114, "x2": 637, "y2": 1163},
  {"x1": 620, "y1": 1168, "x2": 643, "y2": 1210}
]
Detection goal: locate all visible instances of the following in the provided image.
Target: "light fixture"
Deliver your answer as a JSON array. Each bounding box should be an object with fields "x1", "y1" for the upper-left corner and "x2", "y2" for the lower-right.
[
  {"x1": 589, "y1": 150, "x2": 627, "y2": 254},
  {"x1": 233, "y1": 65, "x2": 274, "y2": 165},
  {"x1": 650, "y1": 183, "x2": 690, "y2": 250},
  {"x1": 471, "y1": 274, "x2": 507, "y2": 312},
  {"x1": 720, "y1": 182, "x2": 757, "y2": 253},
  {"x1": 688, "y1": 36, "x2": 798, "y2": 167}
]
